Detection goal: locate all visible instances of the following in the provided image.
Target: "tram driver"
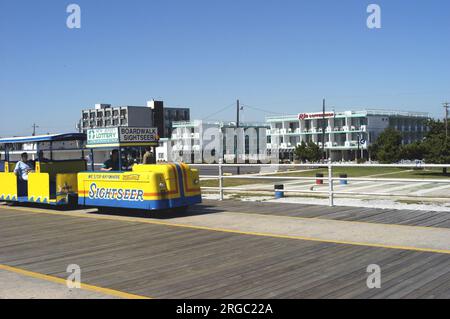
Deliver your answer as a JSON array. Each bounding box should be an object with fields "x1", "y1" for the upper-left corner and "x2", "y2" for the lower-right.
[{"x1": 101, "y1": 149, "x2": 120, "y2": 171}]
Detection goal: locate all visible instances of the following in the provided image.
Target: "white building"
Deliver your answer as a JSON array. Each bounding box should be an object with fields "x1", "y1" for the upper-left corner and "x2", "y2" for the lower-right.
[
  {"x1": 267, "y1": 109, "x2": 429, "y2": 161},
  {"x1": 159, "y1": 120, "x2": 269, "y2": 163}
]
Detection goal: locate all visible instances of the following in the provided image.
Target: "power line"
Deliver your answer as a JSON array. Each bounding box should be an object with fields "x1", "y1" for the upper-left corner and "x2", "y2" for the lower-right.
[
  {"x1": 202, "y1": 102, "x2": 236, "y2": 121},
  {"x1": 241, "y1": 104, "x2": 285, "y2": 115}
]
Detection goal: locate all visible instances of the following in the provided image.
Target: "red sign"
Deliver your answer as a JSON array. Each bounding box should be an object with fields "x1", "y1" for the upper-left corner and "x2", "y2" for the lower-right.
[{"x1": 298, "y1": 112, "x2": 335, "y2": 120}]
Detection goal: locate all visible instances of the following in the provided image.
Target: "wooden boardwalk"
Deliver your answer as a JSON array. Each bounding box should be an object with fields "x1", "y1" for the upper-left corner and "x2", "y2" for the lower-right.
[
  {"x1": 201, "y1": 200, "x2": 450, "y2": 228},
  {"x1": 0, "y1": 201, "x2": 449, "y2": 299}
]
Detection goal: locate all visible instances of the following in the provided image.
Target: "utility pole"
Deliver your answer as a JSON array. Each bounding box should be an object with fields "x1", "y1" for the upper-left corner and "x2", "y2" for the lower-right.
[
  {"x1": 322, "y1": 99, "x2": 326, "y2": 162},
  {"x1": 32, "y1": 123, "x2": 39, "y2": 136},
  {"x1": 443, "y1": 102, "x2": 449, "y2": 139},
  {"x1": 236, "y1": 99, "x2": 240, "y2": 175}
]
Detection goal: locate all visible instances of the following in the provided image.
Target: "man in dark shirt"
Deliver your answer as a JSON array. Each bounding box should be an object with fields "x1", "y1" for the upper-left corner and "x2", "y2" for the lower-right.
[
  {"x1": 142, "y1": 146, "x2": 155, "y2": 165},
  {"x1": 101, "y1": 149, "x2": 120, "y2": 171}
]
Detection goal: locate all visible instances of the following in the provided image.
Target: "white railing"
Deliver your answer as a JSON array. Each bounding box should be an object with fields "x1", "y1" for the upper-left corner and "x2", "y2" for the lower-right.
[{"x1": 190, "y1": 163, "x2": 450, "y2": 207}]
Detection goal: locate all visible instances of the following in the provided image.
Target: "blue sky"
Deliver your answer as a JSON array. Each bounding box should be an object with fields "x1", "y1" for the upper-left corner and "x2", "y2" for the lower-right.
[{"x1": 0, "y1": 0, "x2": 449, "y2": 136}]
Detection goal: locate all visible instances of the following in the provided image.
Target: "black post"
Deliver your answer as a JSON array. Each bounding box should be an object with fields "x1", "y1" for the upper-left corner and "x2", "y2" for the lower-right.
[
  {"x1": 236, "y1": 99, "x2": 240, "y2": 175},
  {"x1": 118, "y1": 148, "x2": 122, "y2": 172},
  {"x1": 356, "y1": 133, "x2": 360, "y2": 162},
  {"x1": 49, "y1": 141, "x2": 53, "y2": 161},
  {"x1": 90, "y1": 149, "x2": 94, "y2": 171}
]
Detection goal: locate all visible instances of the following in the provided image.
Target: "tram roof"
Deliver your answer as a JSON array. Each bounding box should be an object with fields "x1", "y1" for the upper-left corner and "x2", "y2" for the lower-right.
[{"x1": 0, "y1": 133, "x2": 86, "y2": 144}]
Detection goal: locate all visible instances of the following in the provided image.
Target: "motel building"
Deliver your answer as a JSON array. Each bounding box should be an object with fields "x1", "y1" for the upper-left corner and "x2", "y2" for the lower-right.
[
  {"x1": 159, "y1": 120, "x2": 269, "y2": 163},
  {"x1": 266, "y1": 109, "x2": 429, "y2": 162}
]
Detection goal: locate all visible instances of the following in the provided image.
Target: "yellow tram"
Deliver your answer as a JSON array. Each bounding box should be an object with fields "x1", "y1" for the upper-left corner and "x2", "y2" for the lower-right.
[{"x1": 0, "y1": 128, "x2": 202, "y2": 211}]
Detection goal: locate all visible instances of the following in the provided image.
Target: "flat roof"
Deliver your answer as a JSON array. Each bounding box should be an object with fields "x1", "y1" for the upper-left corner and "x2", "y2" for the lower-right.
[{"x1": 266, "y1": 109, "x2": 430, "y2": 121}]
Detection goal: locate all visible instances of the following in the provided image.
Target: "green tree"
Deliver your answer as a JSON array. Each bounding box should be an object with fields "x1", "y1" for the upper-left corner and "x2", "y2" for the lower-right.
[
  {"x1": 294, "y1": 141, "x2": 322, "y2": 163},
  {"x1": 306, "y1": 141, "x2": 322, "y2": 163},
  {"x1": 422, "y1": 119, "x2": 450, "y2": 174},
  {"x1": 294, "y1": 141, "x2": 308, "y2": 163},
  {"x1": 369, "y1": 128, "x2": 403, "y2": 164},
  {"x1": 400, "y1": 141, "x2": 426, "y2": 161}
]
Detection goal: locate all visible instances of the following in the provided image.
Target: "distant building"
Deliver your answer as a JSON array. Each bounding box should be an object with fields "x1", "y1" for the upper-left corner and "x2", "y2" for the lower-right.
[
  {"x1": 267, "y1": 109, "x2": 430, "y2": 161},
  {"x1": 159, "y1": 120, "x2": 269, "y2": 163},
  {"x1": 77, "y1": 100, "x2": 190, "y2": 138}
]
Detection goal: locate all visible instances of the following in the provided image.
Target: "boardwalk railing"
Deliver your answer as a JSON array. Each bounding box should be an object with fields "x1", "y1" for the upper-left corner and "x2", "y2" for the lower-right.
[{"x1": 190, "y1": 163, "x2": 450, "y2": 207}]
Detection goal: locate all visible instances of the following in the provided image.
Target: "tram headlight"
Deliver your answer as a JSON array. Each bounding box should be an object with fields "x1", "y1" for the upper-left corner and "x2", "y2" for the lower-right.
[{"x1": 193, "y1": 178, "x2": 199, "y2": 185}]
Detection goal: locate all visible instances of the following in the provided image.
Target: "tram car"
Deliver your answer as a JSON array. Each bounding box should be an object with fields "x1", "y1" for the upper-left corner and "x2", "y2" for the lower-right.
[{"x1": 0, "y1": 129, "x2": 202, "y2": 211}]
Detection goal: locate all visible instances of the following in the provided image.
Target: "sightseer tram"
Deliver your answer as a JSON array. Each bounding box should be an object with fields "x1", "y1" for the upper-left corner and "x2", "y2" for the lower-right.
[{"x1": 0, "y1": 127, "x2": 201, "y2": 211}]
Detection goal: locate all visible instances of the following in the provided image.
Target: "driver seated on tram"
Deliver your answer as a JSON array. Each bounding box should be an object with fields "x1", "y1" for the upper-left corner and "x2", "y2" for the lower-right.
[
  {"x1": 14, "y1": 152, "x2": 33, "y2": 181},
  {"x1": 101, "y1": 149, "x2": 120, "y2": 171}
]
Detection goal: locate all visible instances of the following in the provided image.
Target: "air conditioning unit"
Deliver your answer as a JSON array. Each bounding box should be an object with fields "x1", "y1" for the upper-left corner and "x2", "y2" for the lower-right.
[{"x1": 361, "y1": 125, "x2": 367, "y2": 132}]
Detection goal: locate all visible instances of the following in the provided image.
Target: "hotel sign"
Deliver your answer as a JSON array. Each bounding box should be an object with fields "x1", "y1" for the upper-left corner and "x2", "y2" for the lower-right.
[{"x1": 298, "y1": 112, "x2": 335, "y2": 120}]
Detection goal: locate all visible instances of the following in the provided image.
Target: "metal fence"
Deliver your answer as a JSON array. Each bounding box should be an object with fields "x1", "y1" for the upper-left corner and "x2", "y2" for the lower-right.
[{"x1": 190, "y1": 163, "x2": 450, "y2": 207}]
